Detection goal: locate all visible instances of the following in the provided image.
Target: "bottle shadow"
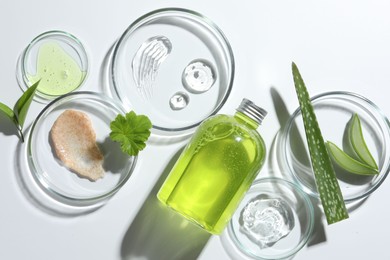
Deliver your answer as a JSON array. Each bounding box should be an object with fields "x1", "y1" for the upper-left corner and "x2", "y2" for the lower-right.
[{"x1": 120, "y1": 148, "x2": 211, "y2": 260}]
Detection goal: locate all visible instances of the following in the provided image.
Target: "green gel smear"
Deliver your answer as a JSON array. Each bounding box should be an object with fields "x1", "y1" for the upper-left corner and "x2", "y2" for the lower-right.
[{"x1": 28, "y1": 42, "x2": 86, "y2": 96}]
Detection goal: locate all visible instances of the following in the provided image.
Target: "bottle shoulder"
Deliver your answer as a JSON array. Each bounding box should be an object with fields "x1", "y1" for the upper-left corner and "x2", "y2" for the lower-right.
[{"x1": 196, "y1": 114, "x2": 265, "y2": 147}]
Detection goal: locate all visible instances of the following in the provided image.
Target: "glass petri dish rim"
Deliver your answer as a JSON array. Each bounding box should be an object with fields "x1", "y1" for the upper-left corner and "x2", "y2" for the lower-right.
[
  {"x1": 20, "y1": 30, "x2": 89, "y2": 102},
  {"x1": 110, "y1": 7, "x2": 235, "y2": 134},
  {"x1": 227, "y1": 177, "x2": 315, "y2": 260},
  {"x1": 279, "y1": 91, "x2": 390, "y2": 202},
  {"x1": 26, "y1": 91, "x2": 137, "y2": 206}
]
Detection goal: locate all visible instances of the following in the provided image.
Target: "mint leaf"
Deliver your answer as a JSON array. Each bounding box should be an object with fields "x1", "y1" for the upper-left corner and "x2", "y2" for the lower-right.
[{"x1": 109, "y1": 111, "x2": 152, "y2": 156}]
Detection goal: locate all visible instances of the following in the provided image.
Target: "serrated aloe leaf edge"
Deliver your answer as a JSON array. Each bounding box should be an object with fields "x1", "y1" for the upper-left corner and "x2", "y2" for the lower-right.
[{"x1": 292, "y1": 62, "x2": 349, "y2": 224}]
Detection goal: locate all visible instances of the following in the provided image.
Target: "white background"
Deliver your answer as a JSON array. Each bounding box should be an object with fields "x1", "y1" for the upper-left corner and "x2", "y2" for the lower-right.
[{"x1": 1, "y1": 0, "x2": 390, "y2": 259}]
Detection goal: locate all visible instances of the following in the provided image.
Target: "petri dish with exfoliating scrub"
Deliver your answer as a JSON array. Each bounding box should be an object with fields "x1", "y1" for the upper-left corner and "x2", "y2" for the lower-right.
[
  {"x1": 18, "y1": 30, "x2": 89, "y2": 102},
  {"x1": 26, "y1": 91, "x2": 136, "y2": 207}
]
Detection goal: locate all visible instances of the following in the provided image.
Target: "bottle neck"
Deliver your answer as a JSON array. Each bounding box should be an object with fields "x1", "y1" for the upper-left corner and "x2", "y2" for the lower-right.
[
  {"x1": 234, "y1": 111, "x2": 260, "y2": 129},
  {"x1": 235, "y1": 98, "x2": 267, "y2": 129}
]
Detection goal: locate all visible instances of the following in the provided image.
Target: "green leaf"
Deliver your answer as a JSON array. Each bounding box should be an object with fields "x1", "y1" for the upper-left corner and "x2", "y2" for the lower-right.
[
  {"x1": 292, "y1": 62, "x2": 349, "y2": 224},
  {"x1": 348, "y1": 113, "x2": 378, "y2": 169},
  {"x1": 109, "y1": 111, "x2": 152, "y2": 156},
  {"x1": 0, "y1": 102, "x2": 14, "y2": 120},
  {"x1": 327, "y1": 141, "x2": 379, "y2": 175},
  {"x1": 14, "y1": 80, "x2": 40, "y2": 128}
]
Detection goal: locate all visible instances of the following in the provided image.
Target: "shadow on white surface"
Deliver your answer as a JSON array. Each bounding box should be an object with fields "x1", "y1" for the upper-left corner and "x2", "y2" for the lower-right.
[
  {"x1": 0, "y1": 110, "x2": 18, "y2": 137},
  {"x1": 120, "y1": 148, "x2": 211, "y2": 260}
]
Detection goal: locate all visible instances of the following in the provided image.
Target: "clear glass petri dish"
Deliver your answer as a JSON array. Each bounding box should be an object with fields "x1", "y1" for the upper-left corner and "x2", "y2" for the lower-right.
[
  {"x1": 27, "y1": 91, "x2": 136, "y2": 206},
  {"x1": 278, "y1": 91, "x2": 390, "y2": 202},
  {"x1": 110, "y1": 8, "x2": 234, "y2": 137},
  {"x1": 227, "y1": 177, "x2": 314, "y2": 260},
  {"x1": 18, "y1": 30, "x2": 89, "y2": 103}
]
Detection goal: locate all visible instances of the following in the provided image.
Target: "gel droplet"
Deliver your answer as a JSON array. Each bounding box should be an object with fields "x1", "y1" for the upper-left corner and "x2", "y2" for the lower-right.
[
  {"x1": 169, "y1": 92, "x2": 189, "y2": 111},
  {"x1": 182, "y1": 59, "x2": 216, "y2": 94}
]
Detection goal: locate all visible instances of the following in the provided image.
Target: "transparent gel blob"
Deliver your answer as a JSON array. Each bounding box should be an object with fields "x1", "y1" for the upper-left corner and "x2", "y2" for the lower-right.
[
  {"x1": 169, "y1": 92, "x2": 190, "y2": 111},
  {"x1": 182, "y1": 59, "x2": 216, "y2": 94},
  {"x1": 240, "y1": 197, "x2": 295, "y2": 249}
]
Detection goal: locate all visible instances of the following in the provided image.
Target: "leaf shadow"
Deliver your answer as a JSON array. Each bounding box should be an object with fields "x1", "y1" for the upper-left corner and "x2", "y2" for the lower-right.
[{"x1": 0, "y1": 112, "x2": 17, "y2": 137}]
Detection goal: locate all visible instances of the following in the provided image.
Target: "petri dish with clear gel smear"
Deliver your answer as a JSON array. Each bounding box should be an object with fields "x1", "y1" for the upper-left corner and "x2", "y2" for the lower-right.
[
  {"x1": 26, "y1": 91, "x2": 136, "y2": 207},
  {"x1": 17, "y1": 30, "x2": 89, "y2": 103},
  {"x1": 278, "y1": 91, "x2": 390, "y2": 202},
  {"x1": 225, "y1": 177, "x2": 314, "y2": 260},
  {"x1": 109, "y1": 8, "x2": 234, "y2": 138}
]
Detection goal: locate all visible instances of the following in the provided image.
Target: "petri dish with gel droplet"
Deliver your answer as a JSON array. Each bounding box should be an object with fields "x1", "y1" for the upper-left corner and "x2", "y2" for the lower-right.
[
  {"x1": 17, "y1": 30, "x2": 89, "y2": 103},
  {"x1": 225, "y1": 177, "x2": 314, "y2": 260},
  {"x1": 109, "y1": 8, "x2": 234, "y2": 138}
]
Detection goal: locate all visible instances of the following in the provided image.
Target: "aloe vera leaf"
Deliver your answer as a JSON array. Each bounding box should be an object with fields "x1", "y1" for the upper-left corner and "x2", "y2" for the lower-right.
[
  {"x1": 13, "y1": 80, "x2": 40, "y2": 128},
  {"x1": 349, "y1": 114, "x2": 378, "y2": 170},
  {"x1": 327, "y1": 141, "x2": 379, "y2": 175},
  {"x1": 292, "y1": 62, "x2": 348, "y2": 224}
]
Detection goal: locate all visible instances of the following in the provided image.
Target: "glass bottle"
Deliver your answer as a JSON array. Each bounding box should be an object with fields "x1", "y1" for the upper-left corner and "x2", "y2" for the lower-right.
[{"x1": 157, "y1": 99, "x2": 267, "y2": 234}]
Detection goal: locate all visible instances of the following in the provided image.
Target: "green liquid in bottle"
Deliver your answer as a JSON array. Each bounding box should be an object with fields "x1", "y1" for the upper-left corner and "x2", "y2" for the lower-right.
[
  {"x1": 158, "y1": 103, "x2": 266, "y2": 234},
  {"x1": 27, "y1": 42, "x2": 86, "y2": 96}
]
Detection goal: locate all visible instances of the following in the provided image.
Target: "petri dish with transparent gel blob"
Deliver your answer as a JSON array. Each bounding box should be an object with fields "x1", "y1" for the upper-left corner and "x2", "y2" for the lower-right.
[
  {"x1": 225, "y1": 177, "x2": 314, "y2": 260},
  {"x1": 109, "y1": 8, "x2": 234, "y2": 138}
]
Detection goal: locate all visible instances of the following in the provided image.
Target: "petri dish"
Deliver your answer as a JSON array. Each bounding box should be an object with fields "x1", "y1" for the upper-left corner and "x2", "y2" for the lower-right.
[
  {"x1": 278, "y1": 91, "x2": 390, "y2": 202},
  {"x1": 110, "y1": 8, "x2": 234, "y2": 137},
  {"x1": 227, "y1": 177, "x2": 314, "y2": 260},
  {"x1": 27, "y1": 91, "x2": 136, "y2": 206},
  {"x1": 18, "y1": 30, "x2": 89, "y2": 102}
]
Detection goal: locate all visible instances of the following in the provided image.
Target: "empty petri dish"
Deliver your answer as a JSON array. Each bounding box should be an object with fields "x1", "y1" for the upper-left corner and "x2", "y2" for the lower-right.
[
  {"x1": 278, "y1": 91, "x2": 390, "y2": 202},
  {"x1": 110, "y1": 8, "x2": 234, "y2": 137},
  {"x1": 226, "y1": 177, "x2": 314, "y2": 260},
  {"x1": 27, "y1": 91, "x2": 136, "y2": 206},
  {"x1": 18, "y1": 30, "x2": 88, "y2": 102}
]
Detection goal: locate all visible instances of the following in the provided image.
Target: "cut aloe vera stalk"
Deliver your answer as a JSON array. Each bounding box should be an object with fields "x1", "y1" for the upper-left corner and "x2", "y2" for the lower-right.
[
  {"x1": 327, "y1": 141, "x2": 379, "y2": 175},
  {"x1": 349, "y1": 114, "x2": 378, "y2": 170},
  {"x1": 292, "y1": 62, "x2": 348, "y2": 224}
]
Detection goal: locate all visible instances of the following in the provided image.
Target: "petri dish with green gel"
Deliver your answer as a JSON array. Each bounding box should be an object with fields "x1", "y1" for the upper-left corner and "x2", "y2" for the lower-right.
[{"x1": 18, "y1": 30, "x2": 88, "y2": 102}]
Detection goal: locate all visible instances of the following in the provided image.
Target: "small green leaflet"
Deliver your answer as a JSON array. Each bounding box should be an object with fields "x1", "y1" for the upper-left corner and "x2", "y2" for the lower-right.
[
  {"x1": 0, "y1": 80, "x2": 40, "y2": 142},
  {"x1": 14, "y1": 80, "x2": 40, "y2": 129},
  {"x1": 326, "y1": 113, "x2": 379, "y2": 175},
  {"x1": 292, "y1": 62, "x2": 349, "y2": 224},
  {"x1": 110, "y1": 111, "x2": 152, "y2": 156},
  {"x1": 0, "y1": 102, "x2": 15, "y2": 120}
]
